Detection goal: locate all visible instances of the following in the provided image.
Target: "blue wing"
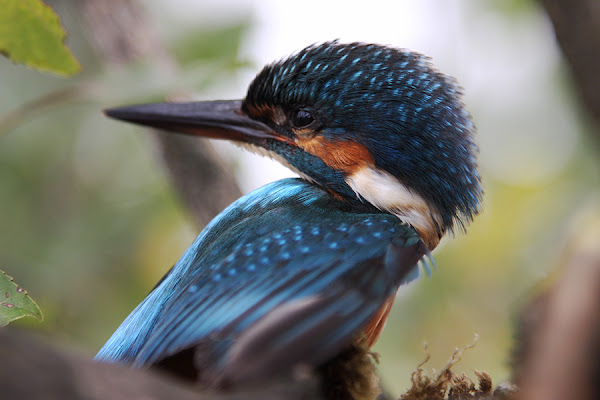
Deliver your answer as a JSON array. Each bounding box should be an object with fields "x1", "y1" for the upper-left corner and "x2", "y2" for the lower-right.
[{"x1": 95, "y1": 178, "x2": 427, "y2": 385}]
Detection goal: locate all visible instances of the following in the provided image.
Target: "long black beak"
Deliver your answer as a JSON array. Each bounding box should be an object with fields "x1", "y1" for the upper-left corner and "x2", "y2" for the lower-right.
[{"x1": 104, "y1": 100, "x2": 288, "y2": 145}]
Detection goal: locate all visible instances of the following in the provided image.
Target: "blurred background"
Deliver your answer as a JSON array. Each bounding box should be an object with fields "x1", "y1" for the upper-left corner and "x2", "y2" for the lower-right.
[{"x1": 1, "y1": 0, "x2": 598, "y2": 396}]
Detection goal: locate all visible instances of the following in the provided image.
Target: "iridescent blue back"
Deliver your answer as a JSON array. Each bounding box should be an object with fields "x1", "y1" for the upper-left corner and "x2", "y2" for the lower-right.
[{"x1": 96, "y1": 178, "x2": 426, "y2": 384}]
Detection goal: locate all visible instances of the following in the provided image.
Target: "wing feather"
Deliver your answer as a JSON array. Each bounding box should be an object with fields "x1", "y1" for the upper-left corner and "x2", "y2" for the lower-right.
[{"x1": 96, "y1": 179, "x2": 427, "y2": 384}]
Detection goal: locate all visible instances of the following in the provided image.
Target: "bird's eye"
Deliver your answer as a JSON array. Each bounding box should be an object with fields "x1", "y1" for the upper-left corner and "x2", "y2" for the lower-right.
[{"x1": 291, "y1": 109, "x2": 315, "y2": 128}]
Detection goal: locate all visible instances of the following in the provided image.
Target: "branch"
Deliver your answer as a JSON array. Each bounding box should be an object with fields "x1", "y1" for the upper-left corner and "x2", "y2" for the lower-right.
[
  {"x1": 513, "y1": 220, "x2": 600, "y2": 400},
  {"x1": 540, "y1": 0, "x2": 600, "y2": 142},
  {"x1": 0, "y1": 329, "x2": 322, "y2": 400},
  {"x1": 0, "y1": 84, "x2": 94, "y2": 136}
]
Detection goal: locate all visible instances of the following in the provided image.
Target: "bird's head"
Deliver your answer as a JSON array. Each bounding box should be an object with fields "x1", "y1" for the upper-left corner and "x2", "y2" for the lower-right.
[{"x1": 106, "y1": 41, "x2": 482, "y2": 249}]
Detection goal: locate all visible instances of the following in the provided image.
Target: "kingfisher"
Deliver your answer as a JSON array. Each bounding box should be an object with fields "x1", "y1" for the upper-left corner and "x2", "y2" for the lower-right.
[{"x1": 95, "y1": 41, "x2": 482, "y2": 398}]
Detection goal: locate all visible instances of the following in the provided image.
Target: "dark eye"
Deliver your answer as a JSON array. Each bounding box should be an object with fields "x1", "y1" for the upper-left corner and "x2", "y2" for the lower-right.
[{"x1": 291, "y1": 109, "x2": 315, "y2": 128}]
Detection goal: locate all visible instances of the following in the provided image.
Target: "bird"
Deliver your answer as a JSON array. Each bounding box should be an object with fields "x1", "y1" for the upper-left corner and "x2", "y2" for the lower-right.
[{"x1": 95, "y1": 41, "x2": 482, "y2": 398}]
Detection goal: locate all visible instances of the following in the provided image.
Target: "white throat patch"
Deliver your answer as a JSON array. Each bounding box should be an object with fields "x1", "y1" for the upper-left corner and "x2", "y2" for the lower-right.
[{"x1": 345, "y1": 167, "x2": 441, "y2": 246}]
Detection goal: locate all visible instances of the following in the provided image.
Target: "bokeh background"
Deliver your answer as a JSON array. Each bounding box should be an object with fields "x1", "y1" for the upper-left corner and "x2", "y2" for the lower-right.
[{"x1": 1, "y1": 0, "x2": 598, "y2": 396}]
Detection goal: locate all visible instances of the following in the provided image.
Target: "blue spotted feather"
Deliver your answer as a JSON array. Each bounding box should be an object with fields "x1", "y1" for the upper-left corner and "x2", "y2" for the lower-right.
[{"x1": 95, "y1": 179, "x2": 426, "y2": 384}]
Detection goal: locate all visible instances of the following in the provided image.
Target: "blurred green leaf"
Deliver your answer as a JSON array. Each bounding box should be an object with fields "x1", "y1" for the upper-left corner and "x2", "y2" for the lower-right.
[
  {"x1": 0, "y1": 0, "x2": 80, "y2": 76},
  {"x1": 170, "y1": 21, "x2": 250, "y2": 66},
  {"x1": 491, "y1": 0, "x2": 536, "y2": 15},
  {"x1": 0, "y1": 270, "x2": 42, "y2": 327}
]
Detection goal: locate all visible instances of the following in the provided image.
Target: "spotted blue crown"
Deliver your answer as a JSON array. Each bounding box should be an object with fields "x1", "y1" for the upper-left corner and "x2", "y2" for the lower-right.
[{"x1": 244, "y1": 41, "x2": 482, "y2": 232}]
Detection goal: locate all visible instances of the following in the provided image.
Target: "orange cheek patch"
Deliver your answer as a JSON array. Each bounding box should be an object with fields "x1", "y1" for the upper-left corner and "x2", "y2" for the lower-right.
[{"x1": 296, "y1": 137, "x2": 374, "y2": 174}]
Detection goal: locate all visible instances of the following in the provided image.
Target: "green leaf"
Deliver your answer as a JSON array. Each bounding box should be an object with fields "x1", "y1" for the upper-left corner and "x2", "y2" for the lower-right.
[
  {"x1": 0, "y1": 270, "x2": 42, "y2": 327},
  {"x1": 0, "y1": 0, "x2": 80, "y2": 76}
]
